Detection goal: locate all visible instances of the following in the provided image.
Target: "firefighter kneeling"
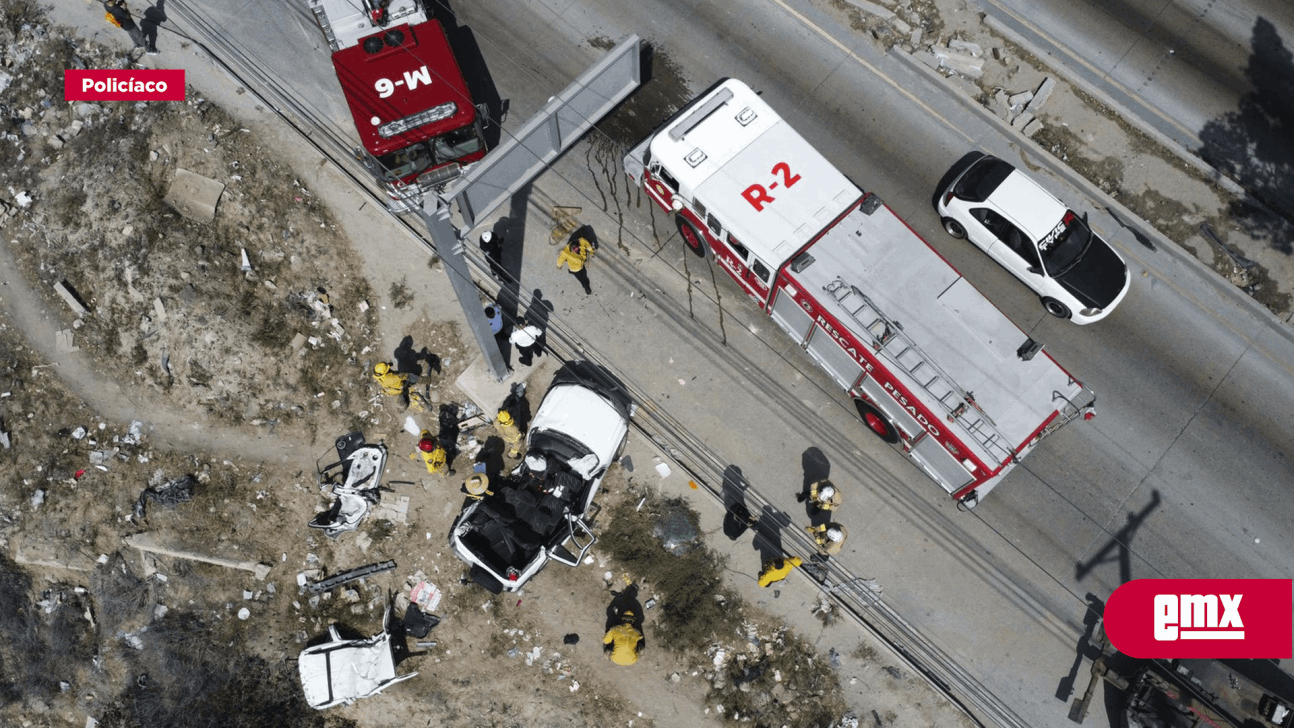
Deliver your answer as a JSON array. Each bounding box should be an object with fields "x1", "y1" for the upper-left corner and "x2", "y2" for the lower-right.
[
  {"x1": 603, "y1": 611, "x2": 644, "y2": 666},
  {"x1": 806, "y1": 523, "x2": 847, "y2": 558}
]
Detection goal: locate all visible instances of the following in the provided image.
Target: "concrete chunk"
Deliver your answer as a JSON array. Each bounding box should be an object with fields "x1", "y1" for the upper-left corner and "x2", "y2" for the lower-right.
[
  {"x1": 152, "y1": 297, "x2": 166, "y2": 321},
  {"x1": 1008, "y1": 91, "x2": 1034, "y2": 107},
  {"x1": 949, "y1": 39, "x2": 983, "y2": 57},
  {"x1": 934, "y1": 47, "x2": 985, "y2": 78},
  {"x1": 1023, "y1": 118, "x2": 1045, "y2": 137},
  {"x1": 1026, "y1": 78, "x2": 1056, "y2": 113},
  {"x1": 912, "y1": 50, "x2": 940, "y2": 70},
  {"x1": 842, "y1": 0, "x2": 895, "y2": 20},
  {"x1": 56, "y1": 329, "x2": 79, "y2": 352},
  {"x1": 163, "y1": 168, "x2": 225, "y2": 224},
  {"x1": 1011, "y1": 112, "x2": 1034, "y2": 129},
  {"x1": 54, "y1": 280, "x2": 90, "y2": 315}
]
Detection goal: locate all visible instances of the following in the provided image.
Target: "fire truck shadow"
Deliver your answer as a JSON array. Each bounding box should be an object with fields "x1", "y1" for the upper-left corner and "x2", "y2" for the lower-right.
[
  {"x1": 1074, "y1": 489, "x2": 1162, "y2": 584},
  {"x1": 435, "y1": 3, "x2": 507, "y2": 150}
]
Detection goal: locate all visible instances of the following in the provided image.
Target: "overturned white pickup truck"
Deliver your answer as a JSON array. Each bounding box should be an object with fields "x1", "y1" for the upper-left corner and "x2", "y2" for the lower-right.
[
  {"x1": 450, "y1": 361, "x2": 634, "y2": 592},
  {"x1": 298, "y1": 605, "x2": 416, "y2": 709}
]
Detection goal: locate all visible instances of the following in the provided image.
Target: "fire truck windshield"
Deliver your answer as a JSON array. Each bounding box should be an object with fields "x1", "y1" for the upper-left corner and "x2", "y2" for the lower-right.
[{"x1": 374, "y1": 126, "x2": 483, "y2": 182}]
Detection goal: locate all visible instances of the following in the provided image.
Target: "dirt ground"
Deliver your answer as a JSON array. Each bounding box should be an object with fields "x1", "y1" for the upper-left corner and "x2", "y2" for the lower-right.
[{"x1": 0, "y1": 5, "x2": 973, "y2": 728}]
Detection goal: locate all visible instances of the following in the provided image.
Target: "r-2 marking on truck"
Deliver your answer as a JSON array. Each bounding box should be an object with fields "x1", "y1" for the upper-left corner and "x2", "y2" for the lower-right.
[{"x1": 742, "y1": 161, "x2": 801, "y2": 211}]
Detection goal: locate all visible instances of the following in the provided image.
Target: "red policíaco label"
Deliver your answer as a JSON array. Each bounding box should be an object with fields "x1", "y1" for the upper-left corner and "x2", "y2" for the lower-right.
[
  {"x1": 65, "y1": 69, "x2": 184, "y2": 101},
  {"x1": 1104, "y1": 578, "x2": 1292, "y2": 659}
]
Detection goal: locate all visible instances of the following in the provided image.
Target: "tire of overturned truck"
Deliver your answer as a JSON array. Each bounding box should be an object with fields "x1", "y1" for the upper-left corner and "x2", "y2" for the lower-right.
[
  {"x1": 675, "y1": 215, "x2": 709, "y2": 257},
  {"x1": 854, "y1": 400, "x2": 900, "y2": 444}
]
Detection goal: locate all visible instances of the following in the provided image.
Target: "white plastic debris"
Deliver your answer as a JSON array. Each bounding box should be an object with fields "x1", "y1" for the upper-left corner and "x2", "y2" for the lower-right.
[
  {"x1": 72, "y1": 426, "x2": 87, "y2": 440},
  {"x1": 240, "y1": 248, "x2": 252, "y2": 272},
  {"x1": 403, "y1": 416, "x2": 421, "y2": 436},
  {"x1": 569, "y1": 680, "x2": 580, "y2": 693},
  {"x1": 123, "y1": 421, "x2": 143, "y2": 445},
  {"x1": 238, "y1": 607, "x2": 250, "y2": 620},
  {"x1": 655, "y1": 463, "x2": 671, "y2": 478}
]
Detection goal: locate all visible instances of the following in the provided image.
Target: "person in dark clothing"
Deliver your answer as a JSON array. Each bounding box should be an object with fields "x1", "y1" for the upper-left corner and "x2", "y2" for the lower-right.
[
  {"x1": 103, "y1": 0, "x2": 151, "y2": 54},
  {"x1": 139, "y1": 0, "x2": 166, "y2": 56},
  {"x1": 480, "y1": 231, "x2": 506, "y2": 282}
]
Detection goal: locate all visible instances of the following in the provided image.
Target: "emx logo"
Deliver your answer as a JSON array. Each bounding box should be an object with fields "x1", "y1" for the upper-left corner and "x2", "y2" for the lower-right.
[{"x1": 1104, "y1": 579, "x2": 1292, "y2": 659}]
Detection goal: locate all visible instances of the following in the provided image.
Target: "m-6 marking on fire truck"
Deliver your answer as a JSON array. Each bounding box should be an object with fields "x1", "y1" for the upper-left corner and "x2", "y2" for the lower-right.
[
  {"x1": 742, "y1": 161, "x2": 801, "y2": 211},
  {"x1": 375, "y1": 66, "x2": 433, "y2": 99}
]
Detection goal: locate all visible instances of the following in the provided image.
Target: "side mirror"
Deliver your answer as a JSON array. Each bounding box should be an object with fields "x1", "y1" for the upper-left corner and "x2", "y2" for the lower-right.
[{"x1": 1027, "y1": 266, "x2": 1042, "y2": 275}]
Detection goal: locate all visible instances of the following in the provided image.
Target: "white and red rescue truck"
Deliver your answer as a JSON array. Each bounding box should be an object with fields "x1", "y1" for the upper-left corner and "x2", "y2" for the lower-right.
[
  {"x1": 310, "y1": 0, "x2": 486, "y2": 211},
  {"x1": 624, "y1": 79, "x2": 1097, "y2": 505}
]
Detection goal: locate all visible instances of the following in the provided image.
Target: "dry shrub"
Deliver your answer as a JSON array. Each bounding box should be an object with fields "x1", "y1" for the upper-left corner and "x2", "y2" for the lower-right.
[{"x1": 599, "y1": 491, "x2": 742, "y2": 646}]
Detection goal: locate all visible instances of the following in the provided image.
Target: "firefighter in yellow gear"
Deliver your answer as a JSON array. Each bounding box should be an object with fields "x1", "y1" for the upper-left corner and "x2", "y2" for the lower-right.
[
  {"x1": 372, "y1": 362, "x2": 408, "y2": 396},
  {"x1": 808, "y1": 479, "x2": 841, "y2": 512},
  {"x1": 409, "y1": 430, "x2": 453, "y2": 476},
  {"x1": 461, "y1": 472, "x2": 493, "y2": 500},
  {"x1": 557, "y1": 237, "x2": 595, "y2": 294},
  {"x1": 757, "y1": 556, "x2": 802, "y2": 587},
  {"x1": 806, "y1": 523, "x2": 847, "y2": 557},
  {"x1": 495, "y1": 409, "x2": 524, "y2": 458},
  {"x1": 602, "y1": 612, "x2": 644, "y2": 666}
]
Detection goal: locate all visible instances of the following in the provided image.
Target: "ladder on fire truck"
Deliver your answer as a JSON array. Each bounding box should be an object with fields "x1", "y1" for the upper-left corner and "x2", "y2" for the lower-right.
[{"x1": 823, "y1": 277, "x2": 1017, "y2": 464}]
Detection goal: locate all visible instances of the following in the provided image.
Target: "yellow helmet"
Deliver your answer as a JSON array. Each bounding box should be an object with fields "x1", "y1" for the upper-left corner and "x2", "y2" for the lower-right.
[
  {"x1": 374, "y1": 362, "x2": 390, "y2": 375},
  {"x1": 496, "y1": 410, "x2": 513, "y2": 426}
]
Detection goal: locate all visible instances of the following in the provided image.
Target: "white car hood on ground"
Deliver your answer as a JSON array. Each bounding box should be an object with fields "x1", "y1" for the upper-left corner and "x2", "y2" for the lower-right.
[{"x1": 529, "y1": 384, "x2": 629, "y2": 472}]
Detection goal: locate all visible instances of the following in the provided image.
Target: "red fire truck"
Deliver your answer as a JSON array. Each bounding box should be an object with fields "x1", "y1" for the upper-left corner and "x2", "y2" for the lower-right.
[
  {"x1": 625, "y1": 79, "x2": 1096, "y2": 505},
  {"x1": 310, "y1": 0, "x2": 486, "y2": 211}
]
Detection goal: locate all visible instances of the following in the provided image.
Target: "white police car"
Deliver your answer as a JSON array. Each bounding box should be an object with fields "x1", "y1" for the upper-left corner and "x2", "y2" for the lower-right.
[{"x1": 936, "y1": 153, "x2": 1131, "y2": 324}]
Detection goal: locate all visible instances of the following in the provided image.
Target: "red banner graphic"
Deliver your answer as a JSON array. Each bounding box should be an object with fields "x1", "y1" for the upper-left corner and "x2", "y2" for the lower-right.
[
  {"x1": 1105, "y1": 579, "x2": 1292, "y2": 658},
  {"x1": 64, "y1": 69, "x2": 185, "y2": 101}
]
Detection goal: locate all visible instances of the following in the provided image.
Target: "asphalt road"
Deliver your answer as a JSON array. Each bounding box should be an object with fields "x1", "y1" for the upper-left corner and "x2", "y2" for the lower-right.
[{"x1": 132, "y1": 0, "x2": 1294, "y2": 725}]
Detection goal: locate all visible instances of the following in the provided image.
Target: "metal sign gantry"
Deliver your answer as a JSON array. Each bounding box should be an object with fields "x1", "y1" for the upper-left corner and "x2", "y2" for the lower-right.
[{"x1": 421, "y1": 35, "x2": 643, "y2": 381}]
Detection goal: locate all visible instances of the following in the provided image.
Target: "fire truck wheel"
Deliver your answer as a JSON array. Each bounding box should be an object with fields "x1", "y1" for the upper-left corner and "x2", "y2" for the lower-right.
[
  {"x1": 675, "y1": 216, "x2": 709, "y2": 257},
  {"x1": 941, "y1": 217, "x2": 966, "y2": 239},
  {"x1": 854, "y1": 400, "x2": 900, "y2": 444},
  {"x1": 1042, "y1": 297, "x2": 1072, "y2": 319}
]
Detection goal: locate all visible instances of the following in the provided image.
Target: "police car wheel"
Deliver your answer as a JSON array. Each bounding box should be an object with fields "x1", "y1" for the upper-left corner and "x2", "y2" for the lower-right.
[
  {"x1": 941, "y1": 217, "x2": 966, "y2": 239},
  {"x1": 675, "y1": 216, "x2": 708, "y2": 257},
  {"x1": 855, "y1": 400, "x2": 900, "y2": 444},
  {"x1": 1042, "y1": 297, "x2": 1071, "y2": 319}
]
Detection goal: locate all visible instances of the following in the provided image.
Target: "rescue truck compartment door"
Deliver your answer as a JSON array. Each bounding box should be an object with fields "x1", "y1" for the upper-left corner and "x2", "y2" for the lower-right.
[
  {"x1": 804, "y1": 325, "x2": 865, "y2": 391},
  {"x1": 769, "y1": 285, "x2": 813, "y2": 343},
  {"x1": 909, "y1": 434, "x2": 974, "y2": 494}
]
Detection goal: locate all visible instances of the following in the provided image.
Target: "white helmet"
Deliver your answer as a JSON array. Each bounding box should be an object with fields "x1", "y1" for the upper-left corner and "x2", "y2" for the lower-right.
[
  {"x1": 481, "y1": 231, "x2": 493, "y2": 243},
  {"x1": 818, "y1": 485, "x2": 836, "y2": 500},
  {"x1": 525, "y1": 454, "x2": 547, "y2": 472},
  {"x1": 826, "y1": 527, "x2": 843, "y2": 543}
]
